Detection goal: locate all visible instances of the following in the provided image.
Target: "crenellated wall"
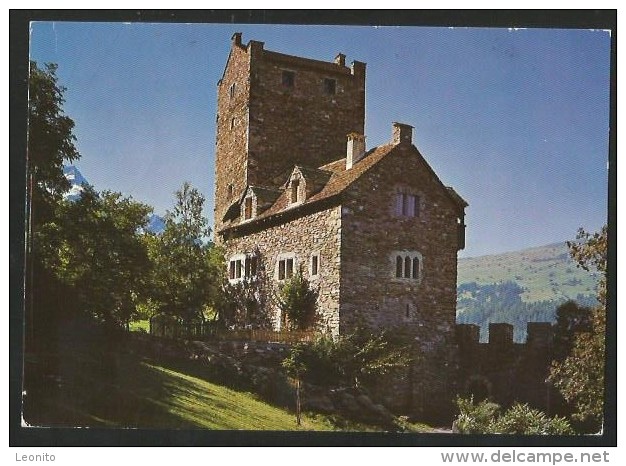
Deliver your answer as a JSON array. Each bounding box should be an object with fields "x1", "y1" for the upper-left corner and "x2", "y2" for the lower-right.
[{"x1": 456, "y1": 322, "x2": 567, "y2": 415}]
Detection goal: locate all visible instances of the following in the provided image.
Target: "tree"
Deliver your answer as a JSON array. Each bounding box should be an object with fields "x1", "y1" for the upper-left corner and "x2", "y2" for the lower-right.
[
  {"x1": 146, "y1": 182, "x2": 222, "y2": 323},
  {"x1": 552, "y1": 300, "x2": 592, "y2": 362},
  {"x1": 27, "y1": 61, "x2": 80, "y2": 225},
  {"x1": 26, "y1": 61, "x2": 81, "y2": 349},
  {"x1": 549, "y1": 226, "x2": 607, "y2": 431},
  {"x1": 275, "y1": 268, "x2": 318, "y2": 330},
  {"x1": 36, "y1": 186, "x2": 152, "y2": 329}
]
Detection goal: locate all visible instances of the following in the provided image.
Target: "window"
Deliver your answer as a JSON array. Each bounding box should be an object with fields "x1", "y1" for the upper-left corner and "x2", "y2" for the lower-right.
[
  {"x1": 227, "y1": 184, "x2": 234, "y2": 198},
  {"x1": 230, "y1": 117, "x2": 236, "y2": 129},
  {"x1": 310, "y1": 253, "x2": 320, "y2": 277},
  {"x1": 244, "y1": 197, "x2": 253, "y2": 220},
  {"x1": 392, "y1": 251, "x2": 423, "y2": 281},
  {"x1": 324, "y1": 78, "x2": 336, "y2": 95},
  {"x1": 290, "y1": 179, "x2": 300, "y2": 204},
  {"x1": 229, "y1": 82, "x2": 236, "y2": 99},
  {"x1": 395, "y1": 192, "x2": 419, "y2": 217},
  {"x1": 229, "y1": 254, "x2": 258, "y2": 282},
  {"x1": 277, "y1": 254, "x2": 296, "y2": 281},
  {"x1": 282, "y1": 70, "x2": 295, "y2": 88}
]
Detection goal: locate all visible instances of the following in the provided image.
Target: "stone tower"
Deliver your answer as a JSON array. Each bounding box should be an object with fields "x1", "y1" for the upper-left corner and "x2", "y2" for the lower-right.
[{"x1": 214, "y1": 33, "x2": 366, "y2": 233}]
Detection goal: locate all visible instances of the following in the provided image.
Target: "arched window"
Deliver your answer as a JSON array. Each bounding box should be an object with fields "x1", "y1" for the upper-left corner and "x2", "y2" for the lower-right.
[{"x1": 391, "y1": 251, "x2": 423, "y2": 282}]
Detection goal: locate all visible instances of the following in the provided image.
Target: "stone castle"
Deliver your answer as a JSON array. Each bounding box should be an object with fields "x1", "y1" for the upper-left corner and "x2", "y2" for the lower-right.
[{"x1": 212, "y1": 34, "x2": 556, "y2": 420}]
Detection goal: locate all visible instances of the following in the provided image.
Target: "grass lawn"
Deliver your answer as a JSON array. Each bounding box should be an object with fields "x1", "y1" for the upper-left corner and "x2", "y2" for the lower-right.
[
  {"x1": 24, "y1": 348, "x2": 340, "y2": 430},
  {"x1": 129, "y1": 319, "x2": 150, "y2": 333}
]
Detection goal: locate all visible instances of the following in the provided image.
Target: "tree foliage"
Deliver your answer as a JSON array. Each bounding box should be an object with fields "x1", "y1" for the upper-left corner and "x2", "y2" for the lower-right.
[
  {"x1": 282, "y1": 327, "x2": 411, "y2": 389},
  {"x1": 552, "y1": 300, "x2": 593, "y2": 362},
  {"x1": 549, "y1": 226, "x2": 607, "y2": 431},
  {"x1": 36, "y1": 186, "x2": 152, "y2": 328},
  {"x1": 28, "y1": 61, "x2": 80, "y2": 224},
  {"x1": 145, "y1": 182, "x2": 223, "y2": 322},
  {"x1": 219, "y1": 252, "x2": 273, "y2": 329},
  {"x1": 275, "y1": 268, "x2": 318, "y2": 330}
]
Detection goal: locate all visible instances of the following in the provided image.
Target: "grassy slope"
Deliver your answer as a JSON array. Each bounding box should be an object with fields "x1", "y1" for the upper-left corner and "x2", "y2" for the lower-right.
[
  {"x1": 25, "y1": 343, "x2": 433, "y2": 432},
  {"x1": 458, "y1": 242, "x2": 599, "y2": 302},
  {"x1": 24, "y1": 349, "x2": 335, "y2": 430}
]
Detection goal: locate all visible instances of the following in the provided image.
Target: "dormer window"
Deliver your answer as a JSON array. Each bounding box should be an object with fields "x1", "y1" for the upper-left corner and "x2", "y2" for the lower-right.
[
  {"x1": 244, "y1": 197, "x2": 253, "y2": 220},
  {"x1": 290, "y1": 179, "x2": 301, "y2": 204},
  {"x1": 282, "y1": 70, "x2": 295, "y2": 88}
]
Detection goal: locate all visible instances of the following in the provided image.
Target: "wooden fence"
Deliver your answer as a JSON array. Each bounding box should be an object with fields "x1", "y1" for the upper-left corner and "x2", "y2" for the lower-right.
[
  {"x1": 206, "y1": 328, "x2": 319, "y2": 344},
  {"x1": 149, "y1": 315, "x2": 318, "y2": 343}
]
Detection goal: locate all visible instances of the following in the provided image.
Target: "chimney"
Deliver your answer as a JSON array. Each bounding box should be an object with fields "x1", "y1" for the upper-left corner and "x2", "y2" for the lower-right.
[
  {"x1": 334, "y1": 53, "x2": 346, "y2": 67},
  {"x1": 232, "y1": 32, "x2": 242, "y2": 47},
  {"x1": 346, "y1": 133, "x2": 366, "y2": 169},
  {"x1": 392, "y1": 122, "x2": 413, "y2": 145}
]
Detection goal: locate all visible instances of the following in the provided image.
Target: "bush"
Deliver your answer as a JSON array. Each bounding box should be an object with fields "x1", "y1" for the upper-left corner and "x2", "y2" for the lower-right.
[
  {"x1": 492, "y1": 403, "x2": 573, "y2": 435},
  {"x1": 453, "y1": 396, "x2": 573, "y2": 435},
  {"x1": 275, "y1": 269, "x2": 318, "y2": 330},
  {"x1": 453, "y1": 396, "x2": 500, "y2": 434},
  {"x1": 282, "y1": 327, "x2": 410, "y2": 389}
]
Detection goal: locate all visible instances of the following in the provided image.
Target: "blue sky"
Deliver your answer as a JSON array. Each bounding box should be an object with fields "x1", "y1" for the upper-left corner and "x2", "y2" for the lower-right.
[{"x1": 29, "y1": 22, "x2": 611, "y2": 257}]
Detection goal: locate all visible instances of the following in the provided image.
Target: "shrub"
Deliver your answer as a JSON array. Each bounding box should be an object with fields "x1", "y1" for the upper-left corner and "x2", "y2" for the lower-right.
[
  {"x1": 282, "y1": 327, "x2": 410, "y2": 389},
  {"x1": 492, "y1": 403, "x2": 573, "y2": 435},
  {"x1": 453, "y1": 397, "x2": 574, "y2": 435},
  {"x1": 453, "y1": 396, "x2": 500, "y2": 434},
  {"x1": 275, "y1": 269, "x2": 318, "y2": 330}
]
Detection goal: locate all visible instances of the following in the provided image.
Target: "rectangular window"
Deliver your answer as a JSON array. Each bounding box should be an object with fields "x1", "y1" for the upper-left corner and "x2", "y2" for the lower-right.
[
  {"x1": 286, "y1": 258, "x2": 294, "y2": 278},
  {"x1": 311, "y1": 254, "x2": 319, "y2": 276},
  {"x1": 244, "y1": 257, "x2": 251, "y2": 277},
  {"x1": 282, "y1": 70, "x2": 295, "y2": 88},
  {"x1": 244, "y1": 197, "x2": 253, "y2": 220},
  {"x1": 278, "y1": 260, "x2": 286, "y2": 281},
  {"x1": 396, "y1": 193, "x2": 419, "y2": 217},
  {"x1": 290, "y1": 179, "x2": 300, "y2": 203},
  {"x1": 249, "y1": 256, "x2": 258, "y2": 277},
  {"x1": 324, "y1": 78, "x2": 336, "y2": 95},
  {"x1": 235, "y1": 260, "x2": 242, "y2": 279},
  {"x1": 229, "y1": 261, "x2": 236, "y2": 280},
  {"x1": 395, "y1": 256, "x2": 403, "y2": 278}
]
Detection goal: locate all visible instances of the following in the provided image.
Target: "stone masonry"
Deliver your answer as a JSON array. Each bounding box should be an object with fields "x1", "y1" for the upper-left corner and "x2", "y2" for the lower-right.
[{"x1": 214, "y1": 34, "x2": 467, "y2": 419}]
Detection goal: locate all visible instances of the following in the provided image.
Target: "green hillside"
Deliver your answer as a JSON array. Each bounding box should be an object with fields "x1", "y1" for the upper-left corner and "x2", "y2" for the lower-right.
[
  {"x1": 456, "y1": 242, "x2": 600, "y2": 342},
  {"x1": 458, "y1": 242, "x2": 599, "y2": 302},
  {"x1": 24, "y1": 349, "x2": 338, "y2": 430}
]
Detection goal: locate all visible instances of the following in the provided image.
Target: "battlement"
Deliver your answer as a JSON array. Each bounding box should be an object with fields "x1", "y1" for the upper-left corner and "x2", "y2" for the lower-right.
[{"x1": 456, "y1": 322, "x2": 553, "y2": 347}]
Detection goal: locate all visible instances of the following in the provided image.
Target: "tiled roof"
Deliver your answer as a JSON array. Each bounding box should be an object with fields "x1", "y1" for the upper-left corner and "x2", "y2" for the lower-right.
[{"x1": 218, "y1": 142, "x2": 467, "y2": 234}]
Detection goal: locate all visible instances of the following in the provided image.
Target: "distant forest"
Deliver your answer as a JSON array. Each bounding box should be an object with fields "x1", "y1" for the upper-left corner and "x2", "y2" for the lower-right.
[{"x1": 456, "y1": 281, "x2": 598, "y2": 342}]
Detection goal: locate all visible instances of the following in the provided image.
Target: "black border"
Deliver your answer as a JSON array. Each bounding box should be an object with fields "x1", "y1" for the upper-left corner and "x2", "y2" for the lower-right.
[{"x1": 9, "y1": 9, "x2": 617, "y2": 447}]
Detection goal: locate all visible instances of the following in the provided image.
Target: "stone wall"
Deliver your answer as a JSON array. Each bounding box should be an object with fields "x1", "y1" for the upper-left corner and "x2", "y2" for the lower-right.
[
  {"x1": 338, "y1": 141, "x2": 463, "y2": 419},
  {"x1": 214, "y1": 35, "x2": 366, "y2": 233},
  {"x1": 214, "y1": 38, "x2": 252, "y2": 232},
  {"x1": 248, "y1": 48, "x2": 365, "y2": 188},
  {"x1": 456, "y1": 322, "x2": 568, "y2": 416},
  {"x1": 339, "y1": 142, "x2": 461, "y2": 337},
  {"x1": 223, "y1": 206, "x2": 342, "y2": 335}
]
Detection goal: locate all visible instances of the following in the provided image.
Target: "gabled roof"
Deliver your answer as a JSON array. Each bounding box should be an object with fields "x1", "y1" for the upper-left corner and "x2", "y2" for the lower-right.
[{"x1": 218, "y1": 142, "x2": 467, "y2": 234}]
